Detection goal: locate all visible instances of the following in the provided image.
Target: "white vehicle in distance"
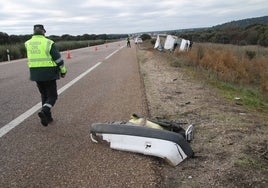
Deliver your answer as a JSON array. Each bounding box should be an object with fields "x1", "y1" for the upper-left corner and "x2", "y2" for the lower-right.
[{"x1": 135, "y1": 37, "x2": 143, "y2": 44}]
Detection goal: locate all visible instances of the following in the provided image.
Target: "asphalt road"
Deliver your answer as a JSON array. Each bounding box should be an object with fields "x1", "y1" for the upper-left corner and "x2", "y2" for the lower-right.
[{"x1": 0, "y1": 41, "x2": 159, "y2": 187}]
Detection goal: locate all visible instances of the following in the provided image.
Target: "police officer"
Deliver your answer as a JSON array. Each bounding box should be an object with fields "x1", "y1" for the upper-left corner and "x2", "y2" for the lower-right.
[
  {"x1": 25, "y1": 24, "x2": 67, "y2": 126},
  {"x1": 127, "y1": 37, "x2": 131, "y2": 48}
]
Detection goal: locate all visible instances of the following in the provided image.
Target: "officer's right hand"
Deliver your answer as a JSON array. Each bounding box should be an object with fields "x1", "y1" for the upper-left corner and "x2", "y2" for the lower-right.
[
  {"x1": 61, "y1": 73, "x2": 66, "y2": 78},
  {"x1": 60, "y1": 66, "x2": 67, "y2": 78}
]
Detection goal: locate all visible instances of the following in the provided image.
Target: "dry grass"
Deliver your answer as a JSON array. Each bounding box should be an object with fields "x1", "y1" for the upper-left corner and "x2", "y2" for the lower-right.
[
  {"x1": 137, "y1": 44, "x2": 268, "y2": 187},
  {"x1": 176, "y1": 43, "x2": 268, "y2": 96}
]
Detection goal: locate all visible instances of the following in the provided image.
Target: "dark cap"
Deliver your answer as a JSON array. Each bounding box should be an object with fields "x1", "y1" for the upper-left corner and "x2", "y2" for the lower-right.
[{"x1": 33, "y1": 24, "x2": 46, "y2": 33}]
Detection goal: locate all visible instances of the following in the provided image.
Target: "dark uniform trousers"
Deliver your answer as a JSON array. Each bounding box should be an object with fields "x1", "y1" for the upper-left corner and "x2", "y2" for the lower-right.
[{"x1": 36, "y1": 80, "x2": 58, "y2": 117}]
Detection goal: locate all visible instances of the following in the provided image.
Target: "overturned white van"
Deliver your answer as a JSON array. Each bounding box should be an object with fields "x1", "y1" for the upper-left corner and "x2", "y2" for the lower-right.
[
  {"x1": 154, "y1": 34, "x2": 191, "y2": 52},
  {"x1": 154, "y1": 34, "x2": 167, "y2": 51}
]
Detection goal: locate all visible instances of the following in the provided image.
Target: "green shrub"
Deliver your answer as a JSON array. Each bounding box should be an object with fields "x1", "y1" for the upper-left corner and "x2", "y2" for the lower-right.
[
  {"x1": 245, "y1": 50, "x2": 256, "y2": 59},
  {"x1": 140, "y1": 34, "x2": 151, "y2": 41}
]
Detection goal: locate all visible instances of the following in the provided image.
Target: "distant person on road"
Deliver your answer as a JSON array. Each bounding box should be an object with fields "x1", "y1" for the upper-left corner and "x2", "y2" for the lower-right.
[
  {"x1": 127, "y1": 37, "x2": 131, "y2": 48},
  {"x1": 25, "y1": 24, "x2": 67, "y2": 126}
]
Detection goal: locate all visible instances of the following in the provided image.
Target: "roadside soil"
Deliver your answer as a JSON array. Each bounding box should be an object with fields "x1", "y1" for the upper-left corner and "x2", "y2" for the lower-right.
[{"x1": 136, "y1": 42, "x2": 268, "y2": 188}]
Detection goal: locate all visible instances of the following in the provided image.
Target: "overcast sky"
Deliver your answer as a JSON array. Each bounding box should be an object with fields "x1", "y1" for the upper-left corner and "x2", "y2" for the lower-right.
[{"x1": 1, "y1": 0, "x2": 268, "y2": 36}]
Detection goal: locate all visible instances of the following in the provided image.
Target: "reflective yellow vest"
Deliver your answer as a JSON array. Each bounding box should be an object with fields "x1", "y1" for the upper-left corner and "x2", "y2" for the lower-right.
[{"x1": 25, "y1": 35, "x2": 57, "y2": 68}]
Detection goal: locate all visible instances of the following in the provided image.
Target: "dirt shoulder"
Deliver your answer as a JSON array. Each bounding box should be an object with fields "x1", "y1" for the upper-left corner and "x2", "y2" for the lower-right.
[{"x1": 136, "y1": 43, "x2": 268, "y2": 188}]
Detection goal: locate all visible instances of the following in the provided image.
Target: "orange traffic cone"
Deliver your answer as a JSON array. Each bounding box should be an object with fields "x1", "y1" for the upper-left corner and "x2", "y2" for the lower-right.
[
  {"x1": 66, "y1": 50, "x2": 71, "y2": 59},
  {"x1": 95, "y1": 46, "x2": 98, "y2": 51}
]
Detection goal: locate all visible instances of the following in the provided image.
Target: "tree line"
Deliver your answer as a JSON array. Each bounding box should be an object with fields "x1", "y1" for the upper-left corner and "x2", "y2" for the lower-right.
[
  {"x1": 0, "y1": 32, "x2": 128, "y2": 45},
  {"x1": 0, "y1": 32, "x2": 128, "y2": 62},
  {"x1": 175, "y1": 24, "x2": 268, "y2": 47}
]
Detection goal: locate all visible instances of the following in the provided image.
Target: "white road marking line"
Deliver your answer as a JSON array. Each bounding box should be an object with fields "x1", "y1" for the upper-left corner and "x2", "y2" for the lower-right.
[
  {"x1": 0, "y1": 103, "x2": 41, "y2": 138},
  {"x1": 0, "y1": 48, "x2": 121, "y2": 138},
  {"x1": 105, "y1": 45, "x2": 124, "y2": 60},
  {"x1": 58, "y1": 61, "x2": 102, "y2": 95}
]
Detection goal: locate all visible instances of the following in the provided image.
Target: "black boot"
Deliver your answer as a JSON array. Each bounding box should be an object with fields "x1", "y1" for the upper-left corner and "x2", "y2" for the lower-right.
[
  {"x1": 38, "y1": 106, "x2": 52, "y2": 126},
  {"x1": 47, "y1": 111, "x2": 54, "y2": 124},
  {"x1": 38, "y1": 111, "x2": 49, "y2": 126}
]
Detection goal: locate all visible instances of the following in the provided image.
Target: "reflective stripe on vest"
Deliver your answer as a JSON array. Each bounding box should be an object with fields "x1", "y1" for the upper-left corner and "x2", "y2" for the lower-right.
[{"x1": 25, "y1": 36, "x2": 57, "y2": 68}]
